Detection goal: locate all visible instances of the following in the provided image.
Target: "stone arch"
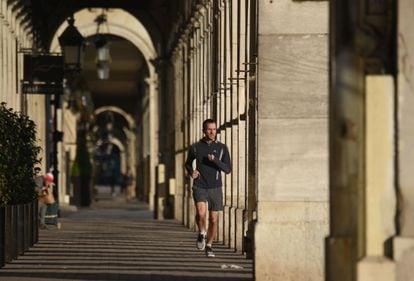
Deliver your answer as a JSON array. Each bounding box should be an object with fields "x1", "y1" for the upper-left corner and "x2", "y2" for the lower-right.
[
  {"x1": 50, "y1": 8, "x2": 160, "y2": 210},
  {"x1": 96, "y1": 136, "x2": 127, "y2": 173},
  {"x1": 95, "y1": 106, "x2": 135, "y2": 130},
  {"x1": 49, "y1": 8, "x2": 157, "y2": 76}
]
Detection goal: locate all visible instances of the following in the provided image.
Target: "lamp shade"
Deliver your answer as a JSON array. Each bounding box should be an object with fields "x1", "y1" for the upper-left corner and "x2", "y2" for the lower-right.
[
  {"x1": 97, "y1": 44, "x2": 110, "y2": 61},
  {"x1": 58, "y1": 17, "x2": 84, "y2": 71}
]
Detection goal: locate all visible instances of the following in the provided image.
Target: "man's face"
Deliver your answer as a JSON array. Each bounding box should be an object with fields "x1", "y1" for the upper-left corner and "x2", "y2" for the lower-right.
[{"x1": 204, "y1": 122, "x2": 217, "y2": 141}]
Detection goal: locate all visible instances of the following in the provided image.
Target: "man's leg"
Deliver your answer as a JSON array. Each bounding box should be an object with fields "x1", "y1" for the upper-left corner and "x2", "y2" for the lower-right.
[
  {"x1": 206, "y1": 211, "x2": 218, "y2": 245},
  {"x1": 205, "y1": 211, "x2": 219, "y2": 257},
  {"x1": 195, "y1": 201, "x2": 207, "y2": 232},
  {"x1": 195, "y1": 201, "x2": 207, "y2": 250},
  {"x1": 204, "y1": 187, "x2": 222, "y2": 257}
]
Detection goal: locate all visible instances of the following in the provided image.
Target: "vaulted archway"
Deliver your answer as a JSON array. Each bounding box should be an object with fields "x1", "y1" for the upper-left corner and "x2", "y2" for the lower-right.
[{"x1": 49, "y1": 8, "x2": 160, "y2": 211}]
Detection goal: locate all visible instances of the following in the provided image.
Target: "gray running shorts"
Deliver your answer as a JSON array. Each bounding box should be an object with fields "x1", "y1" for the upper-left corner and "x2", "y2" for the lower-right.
[{"x1": 192, "y1": 186, "x2": 223, "y2": 211}]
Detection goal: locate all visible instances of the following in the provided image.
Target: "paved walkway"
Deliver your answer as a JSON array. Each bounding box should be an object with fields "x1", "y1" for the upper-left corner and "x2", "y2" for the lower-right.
[{"x1": 0, "y1": 186, "x2": 253, "y2": 281}]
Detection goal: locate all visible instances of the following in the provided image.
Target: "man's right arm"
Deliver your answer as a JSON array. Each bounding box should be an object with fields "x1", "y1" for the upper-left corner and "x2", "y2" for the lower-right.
[{"x1": 184, "y1": 145, "x2": 195, "y2": 175}]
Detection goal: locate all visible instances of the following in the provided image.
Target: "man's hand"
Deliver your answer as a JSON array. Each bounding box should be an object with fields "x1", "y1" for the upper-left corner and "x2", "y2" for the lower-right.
[
  {"x1": 208, "y1": 154, "x2": 215, "y2": 161},
  {"x1": 192, "y1": 170, "x2": 200, "y2": 179}
]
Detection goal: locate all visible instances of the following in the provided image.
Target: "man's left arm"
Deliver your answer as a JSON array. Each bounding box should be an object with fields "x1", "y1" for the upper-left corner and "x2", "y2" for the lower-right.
[{"x1": 213, "y1": 145, "x2": 231, "y2": 174}]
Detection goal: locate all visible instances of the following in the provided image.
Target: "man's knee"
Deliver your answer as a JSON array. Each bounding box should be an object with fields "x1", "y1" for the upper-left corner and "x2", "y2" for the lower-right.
[
  {"x1": 209, "y1": 213, "x2": 219, "y2": 224},
  {"x1": 196, "y1": 210, "x2": 206, "y2": 222},
  {"x1": 196, "y1": 202, "x2": 206, "y2": 214},
  {"x1": 196, "y1": 212, "x2": 206, "y2": 221}
]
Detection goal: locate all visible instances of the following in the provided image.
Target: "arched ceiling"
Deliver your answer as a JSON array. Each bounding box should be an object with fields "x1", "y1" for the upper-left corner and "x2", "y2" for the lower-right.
[
  {"x1": 48, "y1": 8, "x2": 158, "y2": 116},
  {"x1": 83, "y1": 35, "x2": 146, "y2": 99},
  {"x1": 28, "y1": 0, "x2": 180, "y2": 52}
]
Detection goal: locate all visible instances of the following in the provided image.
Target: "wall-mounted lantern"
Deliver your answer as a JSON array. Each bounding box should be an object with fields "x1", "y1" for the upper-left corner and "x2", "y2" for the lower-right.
[{"x1": 58, "y1": 16, "x2": 85, "y2": 72}]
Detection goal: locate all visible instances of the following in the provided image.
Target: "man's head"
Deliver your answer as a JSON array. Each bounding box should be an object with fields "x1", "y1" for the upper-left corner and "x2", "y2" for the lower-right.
[{"x1": 202, "y1": 119, "x2": 217, "y2": 141}]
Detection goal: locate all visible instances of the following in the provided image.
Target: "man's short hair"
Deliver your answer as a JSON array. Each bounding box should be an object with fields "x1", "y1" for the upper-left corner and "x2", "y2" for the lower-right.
[{"x1": 202, "y1": 118, "x2": 216, "y2": 130}]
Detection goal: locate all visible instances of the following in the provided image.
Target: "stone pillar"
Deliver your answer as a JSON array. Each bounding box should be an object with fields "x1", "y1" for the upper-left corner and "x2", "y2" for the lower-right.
[
  {"x1": 235, "y1": 0, "x2": 247, "y2": 253},
  {"x1": 395, "y1": 0, "x2": 414, "y2": 279},
  {"x1": 155, "y1": 164, "x2": 166, "y2": 220},
  {"x1": 188, "y1": 29, "x2": 197, "y2": 231},
  {"x1": 356, "y1": 76, "x2": 396, "y2": 281},
  {"x1": 182, "y1": 41, "x2": 191, "y2": 228},
  {"x1": 148, "y1": 75, "x2": 159, "y2": 211},
  {"x1": 126, "y1": 129, "x2": 136, "y2": 197},
  {"x1": 255, "y1": 1, "x2": 329, "y2": 280},
  {"x1": 0, "y1": 6, "x2": 4, "y2": 103},
  {"x1": 172, "y1": 45, "x2": 185, "y2": 222},
  {"x1": 328, "y1": 0, "x2": 398, "y2": 280}
]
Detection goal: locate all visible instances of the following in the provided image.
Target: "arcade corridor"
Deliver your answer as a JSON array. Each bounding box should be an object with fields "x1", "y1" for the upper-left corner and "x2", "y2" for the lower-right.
[{"x1": 1, "y1": 0, "x2": 414, "y2": 280}]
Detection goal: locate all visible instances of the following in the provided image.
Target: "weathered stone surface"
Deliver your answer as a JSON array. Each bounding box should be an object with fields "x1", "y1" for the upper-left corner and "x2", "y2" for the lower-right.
[
  {"x1": 258, "y1": 201, "x2": 328, "y2": 223},
  {"x1": 257, "y1": 0, "x2": 328, "y2": 279},
  {"x1": 258, "y1": 118, "x2": 328, "y2": 202},
  {"x1": 357, "y1": 257, "x2": 395, "y2": 281},
  {"x1": 365, "y1": 76, "x2": 396, "y2": 256},
  {"x1": 394, "y1": 237, "x2": 414, "y2": 281},
  {"x1": 259, "y1": 0, "x2": 328, "y2": 35},
  {"x1": 235, "y1": 208, "x2": 244, "y2": 252},
  {"x1": 259, "y1": 34, "x2": 328, "y2": 119},
  {"x1": 255, "y1": 202, "x2": 328, "y2": 281},
  {"x1": 398, "y1": 0, "x2": 414, "y2": 237}
]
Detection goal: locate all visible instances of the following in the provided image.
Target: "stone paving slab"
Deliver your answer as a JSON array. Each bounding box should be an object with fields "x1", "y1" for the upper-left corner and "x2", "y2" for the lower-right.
[{"x1": 0, "y1": 186, "x2": 253, "y2": 281}]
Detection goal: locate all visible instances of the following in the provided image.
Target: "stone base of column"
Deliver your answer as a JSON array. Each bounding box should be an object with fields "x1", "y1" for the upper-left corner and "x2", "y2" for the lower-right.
[
  {"x1": 235, "y1": 207, "x2": 244, "y2": 252},
  {"x1": 218, "y1": 210, "x2": 224, "y2": 243},
  {"x1": 148, "y1": 191, "x2": 155, "y2": 211},
  {"x1": 154, "y1": 197, "x2": 164, "y2": 220},
  {"x1": 187, "y1": 196, "x2": 196, "y2": 231},
  {"x1": 357, "y1": 256, "x2": 395, "y2": 281},
  {"x1": 183, "y1": 192, "x2": 189, "y2": 226},
  {"x1": 223, "y1": 205, "x2": 231, "y2": 246},
  {"x1": 394, "y1": 236, "x2": 414, "y2": 281},
  {"x1": 255, "y1": 202, "x2": 327, "y2": 281},
  {"x1": 173, "y1": 194, "x2": 183, "y2": 221},
  {"x1": 229, "y1": 206, "x2": 236, "y2": 249}
]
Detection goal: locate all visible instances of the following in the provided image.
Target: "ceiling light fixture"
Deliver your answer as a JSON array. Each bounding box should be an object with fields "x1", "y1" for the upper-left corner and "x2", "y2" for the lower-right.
[{"x1": 94, "y1": 12, "x2": 111, "y2": 80}]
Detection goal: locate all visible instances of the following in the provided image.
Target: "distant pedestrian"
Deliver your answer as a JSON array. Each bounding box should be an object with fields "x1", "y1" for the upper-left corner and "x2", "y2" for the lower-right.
[
  {"x1": 37, "y1": 172, "x2": 55, "y2": 229},
  {"x1": 184, "y1": 119, "x2": 231, "y2": 257}
]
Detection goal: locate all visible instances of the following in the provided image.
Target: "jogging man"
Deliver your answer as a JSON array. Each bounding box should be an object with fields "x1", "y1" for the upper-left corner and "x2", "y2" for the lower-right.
[{"x1": 185, "y1": 118, "x2": 231, "y2": 257}]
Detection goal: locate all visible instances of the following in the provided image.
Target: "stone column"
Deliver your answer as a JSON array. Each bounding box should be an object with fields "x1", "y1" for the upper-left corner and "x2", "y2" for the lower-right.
[
  {"x1": 328, "y1": 0, "x2": 398, "y2": 280},
  {"x1": 146, "y1": 75, "x2": 159, "y2": 211},
  {"x1": 127, "y1": 129, "x2": 136, "y2": 197},
  {"x1": 6, "y1": 5, "x2": 13, "y2": 109},
  {"x1": 172, "y1": 45, "x2": 184, "y2": 222},
  {"x1": 255, "y1": 1, "x2": 329, "y2": 280},
  {"x1": 0, "y1": 7, "x2": 3, "y2": 103},
  {"x1": 356, "y1": 76, "x2": 396, "y2": 281},
  {"x1": 182, "y1": 41, "x2": 191, "y2": 228},
  {"x1": 395, "y1": 1, "x2": 414, "y2": 279},
  {"x1": 3, "y1": 0, "x2": 10, "y2": 106},
  {"x1": 234, "y1": 0, "x2": 247, "y2": 254},
  {"x1": 224, "y1": 0, "x2": 237, "y2": 251},
  {"x1": 185, "y1": 27, "x2": 199, "y2": 231}
]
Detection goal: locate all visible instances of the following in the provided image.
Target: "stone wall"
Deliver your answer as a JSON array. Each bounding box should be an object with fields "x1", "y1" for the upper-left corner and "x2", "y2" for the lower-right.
[
  {"x1": 0, "y1": 1, "x2": 46, "y2": 171},
  {"x1": 256, "y1": 0, "x2": 329, "y2": 280}
]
